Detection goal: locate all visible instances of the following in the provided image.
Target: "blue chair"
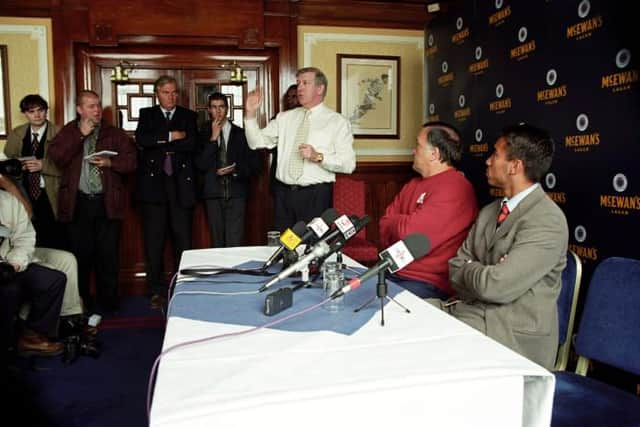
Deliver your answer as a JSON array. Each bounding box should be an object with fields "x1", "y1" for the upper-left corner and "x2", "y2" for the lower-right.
[
  {"x1": 555, "y1": 250, "x2": 582, "y2": 371},
  {"x1": 552, "y1": 257, "x2": 640, "y2": 427}
]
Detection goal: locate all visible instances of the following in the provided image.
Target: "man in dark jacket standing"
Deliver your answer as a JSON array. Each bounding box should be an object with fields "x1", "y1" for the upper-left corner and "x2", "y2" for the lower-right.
[
  {"x1": 196, "y1": 93, "x2": 259, "y2": 247},
  {"x1": 49, "y1": 90, "x2": 136, "y2": 314},
  {"x1": 135, "y1": 76, "x2": 198, "y2": 308}
]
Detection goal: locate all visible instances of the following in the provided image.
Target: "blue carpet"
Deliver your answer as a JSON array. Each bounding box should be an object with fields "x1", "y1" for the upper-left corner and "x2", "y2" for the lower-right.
[{"x1": 7, "y1": 296, "x2": 165, "y2": 427}]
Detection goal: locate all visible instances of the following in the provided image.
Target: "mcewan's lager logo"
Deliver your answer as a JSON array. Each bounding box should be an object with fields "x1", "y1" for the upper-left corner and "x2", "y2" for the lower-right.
[
  {"x1": 489, "y1": 0, "x2": 511, "y2": 27},
  {"x1": 510, "y1": 26, "x2": 536, "y2": 61},
  {"x1": 469, "y1": 128, "x2": 488, "y2": 156},
  {"x1": 565, "y1": 113, "x2": 600, "y2": 153},
  {"x1": 569, "y1": 225, "x2": 598, "y2": 262},
  {"x1": 537, "y1": 69, "x2": 568, "y2": 105},
  {"x1": 489, "y1": 83, "x2": 512, "y2": 114},
  {"x1": 452, "y1": 17, "x2": 470, "y2": 45},
  {"x1": 438, "y1": 60, "x2": 454, "y2": 87},
  {"x1": 454, "y1": 94, "x2": 471, "y2": 121},
  {"x1": 601, "y1": 48, "x2": 638, "y2": 93},
  {"x1": 600, "y1": 173, "x2": 640, "y2": 216},
  {"x1": 469, "y1": 46, "x2": 490, "y2": 75},
  {"x1": 544, "y1": 172, "x2": 567, "y2": 204},
  {"x1": 566, "y1": 0, "x2": 603, "y2": 40},
  {"x1": 426, "y1": 33, "x2": 438, "y2": 57},
  {"x1": 427, "y1": 103, "x2": 440, "y2": 122}
]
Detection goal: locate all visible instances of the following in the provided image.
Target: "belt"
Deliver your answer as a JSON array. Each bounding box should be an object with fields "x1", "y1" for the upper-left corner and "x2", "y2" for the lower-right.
[
  {"x1": 277, "y1": 181, "x2": 330, "y2": 191},
  {"x1": 78, "y1": 192, "x2": 104, "y2": 200}
]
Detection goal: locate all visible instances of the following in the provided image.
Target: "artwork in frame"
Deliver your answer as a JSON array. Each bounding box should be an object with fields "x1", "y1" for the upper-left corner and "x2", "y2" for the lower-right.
[
  {"x1": 337, "y1": 54, "x2": 400, "y2": 139},
  {"x1": 0, "y1": 46, "x2": 10, "y2": 137}
]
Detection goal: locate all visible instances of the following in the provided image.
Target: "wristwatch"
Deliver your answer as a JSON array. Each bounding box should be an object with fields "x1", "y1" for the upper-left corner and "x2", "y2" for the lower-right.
[{"x1": 314, "y1": 152, "x2": 324, "y2": 163}]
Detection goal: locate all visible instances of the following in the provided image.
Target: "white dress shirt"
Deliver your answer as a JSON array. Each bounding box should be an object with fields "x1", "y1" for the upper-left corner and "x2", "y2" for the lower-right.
[{"x1": 244, "y1": 103, "x2": 356, "y2": 185}]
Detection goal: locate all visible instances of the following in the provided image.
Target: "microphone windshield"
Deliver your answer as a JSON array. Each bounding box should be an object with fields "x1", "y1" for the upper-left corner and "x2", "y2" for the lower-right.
[
  {"x1": 291, "y1": 221, "x2": 307, "y2": 236},
  {"x1": 402, "y1": 233, "x2": 431, "y2": 259},
  {"x1": 320, "y1": 208, "x2": 340, "y2": 225}
]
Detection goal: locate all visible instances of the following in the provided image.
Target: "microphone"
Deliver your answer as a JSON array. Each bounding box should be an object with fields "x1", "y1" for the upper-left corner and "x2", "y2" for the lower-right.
[
  {"x1": 261, "y1": 208, "x2": 339, "y2": 270},
  {"x1": 331, "y1": 233, "x2": 431, "y2": 299},
  {"x1": 259, "y1": 214, "x2": 370, "y2": 292},
  {"x1": 262, "y1": 221, "x2": 306, "y2": 271}
]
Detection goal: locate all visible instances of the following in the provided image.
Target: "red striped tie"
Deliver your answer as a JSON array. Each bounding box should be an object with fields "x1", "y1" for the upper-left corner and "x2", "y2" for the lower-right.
[{"x1": 497, "y1": 201, "x2": 510, "y2": 226}]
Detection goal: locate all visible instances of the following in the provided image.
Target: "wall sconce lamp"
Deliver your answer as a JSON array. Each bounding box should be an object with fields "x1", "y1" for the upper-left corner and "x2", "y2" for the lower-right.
[
  {"x1": 229, "y1": 62, "x2": 248, "y2": 84},
  {"x1": 110, "y1": 60, "x2": 135, "y2": 83}
]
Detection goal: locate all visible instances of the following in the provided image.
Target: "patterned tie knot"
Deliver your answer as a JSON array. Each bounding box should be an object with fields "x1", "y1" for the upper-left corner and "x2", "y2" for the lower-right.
[
  {"x1": 497, "y1": 201, "x2": 510, "y2": 226},
  {"x1": 165, "y1": 111, "x2": 171, "y2": 121}
]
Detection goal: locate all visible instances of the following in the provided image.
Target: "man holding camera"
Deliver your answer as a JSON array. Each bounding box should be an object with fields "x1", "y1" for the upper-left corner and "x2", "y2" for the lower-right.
[{"x1": 0, "y1": 177, "x2": 66, "y2": 360}]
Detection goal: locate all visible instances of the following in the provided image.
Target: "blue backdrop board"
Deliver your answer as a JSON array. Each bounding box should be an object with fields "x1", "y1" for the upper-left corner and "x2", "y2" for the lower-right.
[{"x1": 425, "y1": 0, "x2": 640, "y2": 285}]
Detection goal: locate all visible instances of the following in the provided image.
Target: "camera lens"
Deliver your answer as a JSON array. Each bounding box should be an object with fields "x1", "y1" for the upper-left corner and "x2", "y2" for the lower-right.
[{"x1": 0, "y1": 159, "x2": 22, "y2": 177}]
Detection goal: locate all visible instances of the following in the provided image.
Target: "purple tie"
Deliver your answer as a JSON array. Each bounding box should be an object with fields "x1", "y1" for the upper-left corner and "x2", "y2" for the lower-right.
[
  {"x1": 163, "y1": 111, "x2": 173, "y2": 176},
  {"x1": 163, "y1": 153, "x2": 173, "y2": 176}
]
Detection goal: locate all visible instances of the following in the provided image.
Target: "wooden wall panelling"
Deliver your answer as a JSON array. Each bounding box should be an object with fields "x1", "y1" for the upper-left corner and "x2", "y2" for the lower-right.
[
  {"x1": 87, "y1": 0, "x2": 265, "y2": 48},
  {"x1": 295, "y1": 0, "x2": 430, "y2": 29}
]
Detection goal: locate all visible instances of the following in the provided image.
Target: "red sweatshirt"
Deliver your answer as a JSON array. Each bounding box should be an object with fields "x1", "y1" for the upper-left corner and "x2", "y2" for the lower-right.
[{"x1": 379, "y1": 168, "x2": 478, "y2": 295}]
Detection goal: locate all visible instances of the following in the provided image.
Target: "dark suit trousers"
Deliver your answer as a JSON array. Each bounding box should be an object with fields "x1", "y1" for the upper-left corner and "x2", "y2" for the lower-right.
[
  {"x1": 141, "y1": 175, "x2": 193, "y2": 295},
  {"x1": 205, "y1": 197, "x2": 246, "y2": 247},
  {"x1": 273, "y1": 182, "x2": 333, "y2": 232},
  {"x1": 0, "y1": 263, "x2": 66, "y2": 347},
  {"x1": 67, "y1": 193, "x2": 121, "y2": 312}
]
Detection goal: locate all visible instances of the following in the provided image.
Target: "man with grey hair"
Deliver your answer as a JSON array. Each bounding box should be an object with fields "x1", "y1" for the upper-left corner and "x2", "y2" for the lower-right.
[
  {"x1": 135, "y1": 75, "x2": 198, "y2": 309},
  {"x1": 244, "y1": 67, "x2": 356, "y2": 231}
]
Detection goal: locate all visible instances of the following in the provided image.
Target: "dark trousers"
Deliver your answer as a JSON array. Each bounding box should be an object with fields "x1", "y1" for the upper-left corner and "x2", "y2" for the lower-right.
[
  {"x1": 205, "y1": 197, "x2": 247, "y2": 248},
  {"x1": 273, "y1": 181, "x2": 333, "y2": 232},
  {"x1": 141, "y1": 177, "x2": 193, "y2": 295},
  {"x1": 31, "y1": 190, "x2": 66, "y2": 250},
  {"x1": 67, "y1": 193, "x2": 121, "y2": 313},
  {"x1": 388, "y1": 274, "x2": 450, "y2": 300},
  {"x1": 0, "y1": 263, "x2": 66, "y2": 352}
]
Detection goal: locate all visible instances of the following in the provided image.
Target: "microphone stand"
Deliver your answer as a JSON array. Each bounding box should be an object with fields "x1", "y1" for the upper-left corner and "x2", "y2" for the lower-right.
[{"x1": 354, "y1": 270, "x2": 410, "y2": 326}]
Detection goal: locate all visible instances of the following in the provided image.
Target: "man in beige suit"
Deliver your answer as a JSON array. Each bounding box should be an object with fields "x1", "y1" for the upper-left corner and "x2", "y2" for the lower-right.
[
  {"x1": 4, "y1": 95, "x2": 62, "y2": 249},
  {"x1": 438, "y1": 123, "x2": 568, "y2": 370}
]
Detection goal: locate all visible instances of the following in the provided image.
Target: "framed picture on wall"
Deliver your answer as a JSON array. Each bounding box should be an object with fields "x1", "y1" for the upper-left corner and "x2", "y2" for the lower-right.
[
  {"x1": 0, "y1": 46, "x2": 10, "y2": 137},
  {"x1": 337, "y1": 54, "x2": 400, "y2": 139}
]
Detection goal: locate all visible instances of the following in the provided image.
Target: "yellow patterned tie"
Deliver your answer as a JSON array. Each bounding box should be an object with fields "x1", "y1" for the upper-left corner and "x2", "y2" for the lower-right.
[{"x1": 289, "y1": 109, "x2": 310, "y2": 180}]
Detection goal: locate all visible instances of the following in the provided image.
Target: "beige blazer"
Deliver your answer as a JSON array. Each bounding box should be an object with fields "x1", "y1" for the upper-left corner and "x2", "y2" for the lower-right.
[
  {"x1": 4, "y1": 121, "x2": 61, "y2": 218},
  {"x1": 446, "y1": 186, "x2": 568, "y2": 369}
]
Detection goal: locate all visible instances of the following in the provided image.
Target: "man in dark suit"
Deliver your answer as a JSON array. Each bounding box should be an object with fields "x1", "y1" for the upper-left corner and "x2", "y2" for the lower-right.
[
  {"x1": 135, "y1": 75, "x2": 198, "y2": 308},
  {"x1": 195, "y1": 93, "x2": 259, "y2": 247},
  {"x1": 437, "y1": 123, "x2": 568, "y2": 370},
  {"x1": 48, "y1": 90, "x2": 136, "y2": 314}
]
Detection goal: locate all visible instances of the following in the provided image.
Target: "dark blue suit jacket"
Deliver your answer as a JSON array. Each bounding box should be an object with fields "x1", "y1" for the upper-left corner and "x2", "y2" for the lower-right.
[
  {"x1": 135, "y1": 105, "x2": 198, "y2": 207},
  {"x1": 195, "y1": 121, "x2": 260, "y2": 199}
]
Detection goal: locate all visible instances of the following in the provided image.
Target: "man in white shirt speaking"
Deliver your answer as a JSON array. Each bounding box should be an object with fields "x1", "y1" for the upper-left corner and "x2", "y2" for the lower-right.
[{"x1": 244, "y1": 67, "x2": 356, "y2": 231}]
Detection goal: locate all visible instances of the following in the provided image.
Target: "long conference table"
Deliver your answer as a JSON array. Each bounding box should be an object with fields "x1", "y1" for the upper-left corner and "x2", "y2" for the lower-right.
[{"x1": 150, "y1": 246, "x2": 555, "y2": 427}]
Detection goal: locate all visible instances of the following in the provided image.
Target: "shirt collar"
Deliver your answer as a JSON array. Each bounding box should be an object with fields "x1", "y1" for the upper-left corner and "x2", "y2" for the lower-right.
[{"x1": 503, "y1": 183, "x2": 539, "y2": 212}]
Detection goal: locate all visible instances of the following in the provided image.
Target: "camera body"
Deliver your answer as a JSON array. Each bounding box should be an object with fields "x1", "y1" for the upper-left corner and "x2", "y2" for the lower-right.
[{"x1": 0, "y1": 158, "x2": 23, "y2": 178}]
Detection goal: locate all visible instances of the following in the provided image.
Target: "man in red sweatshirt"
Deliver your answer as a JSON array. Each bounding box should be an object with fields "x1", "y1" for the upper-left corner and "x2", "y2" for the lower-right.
[{"x1": 379, "y1": 121, "x2": 478, "y2": 299}]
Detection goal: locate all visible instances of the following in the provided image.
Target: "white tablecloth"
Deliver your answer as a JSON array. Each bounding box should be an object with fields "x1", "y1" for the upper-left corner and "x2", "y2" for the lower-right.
[{"x1": 150, "y1": 247, "x2": 554, "y2": 427}]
